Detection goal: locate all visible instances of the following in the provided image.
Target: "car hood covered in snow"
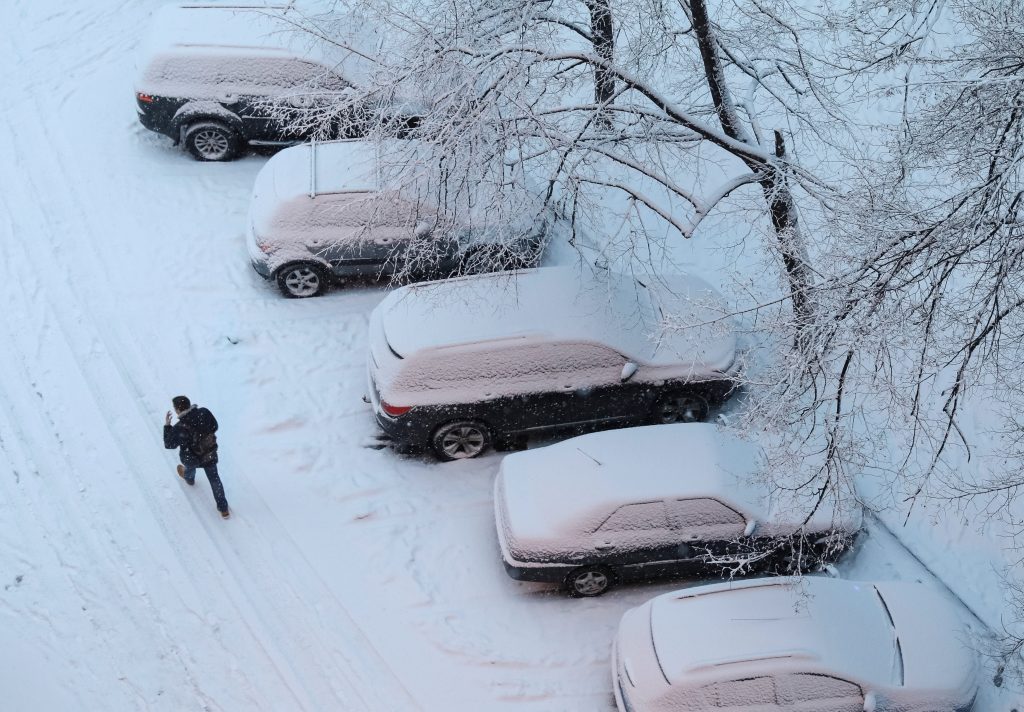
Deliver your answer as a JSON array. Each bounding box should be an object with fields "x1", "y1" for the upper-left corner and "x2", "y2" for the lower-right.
[
  {"x1": 871, "y1": 581, "x2": 978, "y2": 705},
  {"x1": 379, "y1": 267, "x2": 736, "y2": 369},
  {"x1": 646, "y1": 578, "x2": 897, "y2": 687}
]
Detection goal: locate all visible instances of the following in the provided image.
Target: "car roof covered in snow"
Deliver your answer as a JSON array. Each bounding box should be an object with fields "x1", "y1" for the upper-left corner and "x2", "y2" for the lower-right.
[
  {"x1": 139, "y1": 4, "x2": 378, "y2": 84},
  {"x1": 144, "y1": 5, "x2": 300, "y2": 56},
  {"x1": 262, "y1": 140, "x2": 382, "y2": 200},
  {"x1": 648, "y1": 577, "x2": 899, "y2": 687},
  {"x1": 378, "y1": 267, "x2": 736, "y2": 370},
  {"x1": 498, "y1": 424, "x2": 765, "y2": 538}
]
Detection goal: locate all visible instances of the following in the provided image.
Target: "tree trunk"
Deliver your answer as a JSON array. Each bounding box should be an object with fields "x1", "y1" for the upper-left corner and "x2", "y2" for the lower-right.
[
  {"x1": 689, "y1": 0, "x2": 814, "y2": 336},
  {"x1": 586, "y1": 0, "x2": 615, "y2": 116},
  {"x1": 763, "y1": 131, "x2": 814, "y2": 337}
]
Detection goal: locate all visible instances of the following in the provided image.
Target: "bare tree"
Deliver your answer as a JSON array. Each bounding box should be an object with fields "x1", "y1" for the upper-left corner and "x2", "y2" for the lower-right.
[{"x1": 279, "y1": 0, "x2": 849, "y2": 320}]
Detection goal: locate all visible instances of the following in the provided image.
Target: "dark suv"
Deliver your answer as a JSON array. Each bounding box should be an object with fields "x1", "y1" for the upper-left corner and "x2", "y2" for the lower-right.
[
  {"x1": 135, "y1": 4, "x2": 371, "y2": 160},
  {"x1": 366, "y1": 267, "x2": 740, "y2": 460}
]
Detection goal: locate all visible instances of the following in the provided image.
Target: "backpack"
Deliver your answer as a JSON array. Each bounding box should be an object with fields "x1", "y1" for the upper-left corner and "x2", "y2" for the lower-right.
[
  {"x1": 193, "y1": 431, "x2": 218, "y2": 462},
  {"x1": 183, "y1": 407, "x2": 218, "y2": 463}
]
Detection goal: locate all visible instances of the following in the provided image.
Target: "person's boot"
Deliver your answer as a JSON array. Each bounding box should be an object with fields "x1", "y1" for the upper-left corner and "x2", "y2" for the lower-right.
[
  {"x1": 220, "y1": 508, "x2": 231, "y2": 520},
  {"x1": 176, "y1": 464, "x2": 194, "y2": 485}
]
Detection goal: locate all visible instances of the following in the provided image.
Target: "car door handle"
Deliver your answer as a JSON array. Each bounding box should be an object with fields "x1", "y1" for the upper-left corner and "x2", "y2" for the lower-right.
[{"x1": 595, "y1": 544, "x2": 614, "y2": 551}]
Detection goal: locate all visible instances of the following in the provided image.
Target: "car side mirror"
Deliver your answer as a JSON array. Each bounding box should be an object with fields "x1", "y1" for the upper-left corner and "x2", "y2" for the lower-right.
[
  {"x1": 620, "y1": 362, "x2": 639, "y2": 382},
  {"x1": 863, "y1": 692, "x2": 877, "y2": 712},
  {"x1": 743, "y1": 520, "x2": 757, "y2": 537}
]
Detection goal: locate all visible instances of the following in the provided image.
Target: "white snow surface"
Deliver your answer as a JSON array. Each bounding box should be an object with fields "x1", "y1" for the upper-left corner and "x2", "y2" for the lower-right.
[{"x1": 0, "y1": 2, "x2": 1016, "y2": 710}]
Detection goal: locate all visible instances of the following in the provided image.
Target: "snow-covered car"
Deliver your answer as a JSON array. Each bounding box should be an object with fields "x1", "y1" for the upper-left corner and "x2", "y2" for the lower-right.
[
  {"x1": 494, "y1": 424, "x2": 860, "y2": 596},
  {"x1": 134, "y1": 4, "x2": 387, "y2": 161},
  {"x1": 367, "y1": 267, "x2": 739, "y2": 460},
  {"x1": 612, "y1": 576, "x2": 978, "y2": 712},
  {"x1": 247, "y1": 140, "x2": 548, "y2": 297}
]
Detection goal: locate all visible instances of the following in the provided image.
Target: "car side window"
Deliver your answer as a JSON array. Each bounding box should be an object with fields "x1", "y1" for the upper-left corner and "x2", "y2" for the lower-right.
[
  {"x1": 704, "y1": 676, "x2": 779, "y2": 708},
  {"x1": 392, "y1": 341, "x2": 622, "y2": 395},
  {"x1": 274, "y1": 59, "x2": 352, "y2": 91},
  {"x1": 598, "y1": 502, "x2": 668, "y2": 532},
  {"x1": 777, "y1": 674, "x2": 862, "y2": 710},
  {"x1": 537, "y1": 342, "x2": 624, "y2": 381},
  {"x1": 667, "y1": 498, "x2": 746, "y2": 540}
]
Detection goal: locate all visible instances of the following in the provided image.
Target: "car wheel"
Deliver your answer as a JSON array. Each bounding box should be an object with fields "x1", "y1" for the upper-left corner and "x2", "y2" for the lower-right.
[
  {"x1": 431, "y1": 420, "x2": 491, "y2": 461},
  {"x1": 183, "y1": 121, "x2": 241, "y2": 162},
  {"x1": 653, "y1": 393, "x2": 709, "y2": 424},
  {"x1": 566, "y1": 567, "x2": 613, "y2": 597},
  {"x1": 494, "y1": 434, "x2": 528, "y2": 452},
  {"x1": 276, "y1": 263, "x2": 328, "y2": 298},
  {"x1": 461, "y1": 245, "x2": 528, "y2": 274}
]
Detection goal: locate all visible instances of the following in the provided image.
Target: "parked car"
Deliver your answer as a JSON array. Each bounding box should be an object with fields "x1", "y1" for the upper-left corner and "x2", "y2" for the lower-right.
[
  {"x1": 367, "y1": 267, "x2": 739, "y2": 460},
  {"x1": 135, "y1": 4, "x2": 380, "y2": 160},
  {"x1": 494, "y1": 424, "x2": 860, "y2": 596},
  {"x1": 247, "y1": 140, "x2": 549, "y2": 297},
  {"x1": 612, "y1": 576, "x2": 978, "y2": 712}
]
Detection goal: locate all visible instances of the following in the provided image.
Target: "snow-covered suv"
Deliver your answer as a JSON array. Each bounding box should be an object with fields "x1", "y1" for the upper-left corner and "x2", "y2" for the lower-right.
[
  {"x1": 367, "y1": 267, "x2": 739, "y2": 460},
  {"x1": 247, "y1": 140, "x2": 548, "y2": 297},
  {"x1": 494, "y1": 424, "x2": 861, "y2": 596},
  {"x1": 613, "y1": 577, "x2": 978, "y2": 712},
  {"x1": 135, "y1": 4, "x2": 375, "y2": 161}
]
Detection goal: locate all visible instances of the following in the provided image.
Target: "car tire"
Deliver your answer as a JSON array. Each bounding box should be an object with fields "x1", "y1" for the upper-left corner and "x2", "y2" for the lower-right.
[
  {"x1": 431, "y1": 420, "x2": 491, "y2": 461},
  {"x1": 565, "y1": 566, "x2": 614, "y2": 597},
  {"x1": 494, "y1": 434, "x2": 528, "y2": 452},
  {"x1": 461, "y1": 245, "x2": 529, "y2": 274},
  {"x1": 275, "y1": 262, "x2": 329, "y2": 298},
  {"x1": 763, "y1": 543, "x2": 820, "y2": 576},
  {"x1": 183, "y1": 121, "x2": 241, "y2": 162},
  {"x1": 652, "y1": 392, "x2": 709, "y2": 424},
  {"x1": 460, "y1": 246, "x2": 494, "y2": 275}
]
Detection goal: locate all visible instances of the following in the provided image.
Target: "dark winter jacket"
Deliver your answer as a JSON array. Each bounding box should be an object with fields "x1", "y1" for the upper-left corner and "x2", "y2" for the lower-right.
[{"x1": 164, "y1": 406, "x2": 219, "y2": 467}]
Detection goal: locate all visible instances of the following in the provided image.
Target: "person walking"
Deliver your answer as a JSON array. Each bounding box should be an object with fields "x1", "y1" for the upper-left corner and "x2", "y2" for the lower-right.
[{"x1": 164, "y1": 395, "x2": 230, "y2": 519}]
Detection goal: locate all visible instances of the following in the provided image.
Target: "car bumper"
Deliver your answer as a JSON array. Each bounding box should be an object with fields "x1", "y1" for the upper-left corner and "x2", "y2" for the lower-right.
[
  {"x1": 501, "y1": 558, "x2": 571, "y2": 583},
  {"x1": 250, "y1": 257, "x2": 272, "y2": 280},
  {"x1": 135, "y1": 95, "x2": 182, "y2": 140}
]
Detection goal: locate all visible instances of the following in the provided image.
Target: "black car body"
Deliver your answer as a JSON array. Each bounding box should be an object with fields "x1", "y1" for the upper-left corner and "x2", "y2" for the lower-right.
[
  {"x1": 494, "y1": 424, "x2": 861, "y2": 596},
  {"x1": 135, "y1": 5, "x2": 379, "y2": 160},
  {"x1": 366, "y1": 268, "x2": 741, "y2": 460}
]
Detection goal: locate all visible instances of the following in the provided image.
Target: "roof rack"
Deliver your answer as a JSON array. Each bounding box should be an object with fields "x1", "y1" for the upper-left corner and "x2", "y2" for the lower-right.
[
  {"x1": 674, "y1": 578, "x2": 795, "y2": 601},
  {"x1": 688, "y1": 650, "x2": 818, "y2": 675}
]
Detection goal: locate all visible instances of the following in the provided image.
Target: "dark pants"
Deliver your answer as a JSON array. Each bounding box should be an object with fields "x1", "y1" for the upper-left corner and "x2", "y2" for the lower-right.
[{"x1": 183, "y1": 463, "x2": 229, "y2": 513}]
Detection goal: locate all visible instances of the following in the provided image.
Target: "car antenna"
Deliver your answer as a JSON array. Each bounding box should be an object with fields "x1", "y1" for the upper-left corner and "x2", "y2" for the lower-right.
[
  {"x1": 576, "y1": 448, "x2": 602, "y2": 466},
  {"x1": 309, "y1": 137, "x2": 317, "y2": 198}
]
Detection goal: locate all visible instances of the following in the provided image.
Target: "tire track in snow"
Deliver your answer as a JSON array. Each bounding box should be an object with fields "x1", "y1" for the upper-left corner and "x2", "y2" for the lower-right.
[
  {"x1": 0, "y1": 195, "x2": 287, "y2": 712},
  {"x1": 2, "y1": 2, "x2": 418, "y2": 708}
]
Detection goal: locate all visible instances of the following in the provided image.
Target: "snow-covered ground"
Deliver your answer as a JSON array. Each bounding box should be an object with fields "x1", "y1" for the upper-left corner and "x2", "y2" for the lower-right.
[{"x1": 0, "y1": 2, "x2": 1018, "y2": 710}]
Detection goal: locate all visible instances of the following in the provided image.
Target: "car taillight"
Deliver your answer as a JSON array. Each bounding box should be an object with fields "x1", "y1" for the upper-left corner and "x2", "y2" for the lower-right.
[
  {"x1": 257, "y1": 241, "x2": 275, "y2": 254},
  {"x1": 381, "y1": 401, "x2": 412, "y2": 417},
  {"x1": 137, "y1": 93, "x2": 154, "y2": 103}
]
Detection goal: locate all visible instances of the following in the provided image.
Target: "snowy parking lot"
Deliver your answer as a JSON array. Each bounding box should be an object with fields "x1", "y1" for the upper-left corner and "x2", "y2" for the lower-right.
[{"x1": 0, "y1": 2, "x2": 1016, "y2": 710}]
